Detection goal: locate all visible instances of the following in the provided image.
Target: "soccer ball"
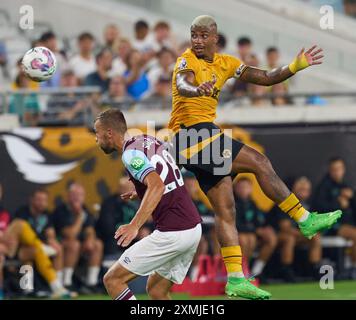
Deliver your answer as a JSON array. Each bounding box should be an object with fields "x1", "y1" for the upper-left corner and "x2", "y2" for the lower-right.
[{"x1": 21, "y1": 46, "x2": 57, "y2": 82}]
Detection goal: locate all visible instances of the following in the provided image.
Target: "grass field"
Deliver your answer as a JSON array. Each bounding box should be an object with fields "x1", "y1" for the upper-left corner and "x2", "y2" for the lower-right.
[{"x1": 76, "y1": 281, "x2": 356, "y2": 300}]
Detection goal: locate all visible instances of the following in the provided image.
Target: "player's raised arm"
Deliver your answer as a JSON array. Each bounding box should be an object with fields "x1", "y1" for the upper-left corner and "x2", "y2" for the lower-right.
[
  {"x1": 239, "y1": 45, "x2": 324, "y2": 86},
  {"x1": 176, "y1": 71, "x2": 216, "y2": 97}
]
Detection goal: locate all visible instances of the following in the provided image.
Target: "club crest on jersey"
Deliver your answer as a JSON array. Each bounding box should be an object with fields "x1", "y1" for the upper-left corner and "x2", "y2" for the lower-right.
[
  {"x1": 143, "y1": 137, "x2": 155, "y2": 150},
  {"x1": 130, "y1": 157, "x2": 145, "y2": 170},
  {"x1": 178, "y1": 58, "x2": 187, "y2": 70}
]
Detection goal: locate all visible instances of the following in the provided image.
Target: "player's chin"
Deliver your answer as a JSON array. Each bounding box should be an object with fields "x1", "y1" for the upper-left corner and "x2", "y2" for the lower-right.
[{"x1": 193, "y1": 48, "x2": 205, "y2": 58}]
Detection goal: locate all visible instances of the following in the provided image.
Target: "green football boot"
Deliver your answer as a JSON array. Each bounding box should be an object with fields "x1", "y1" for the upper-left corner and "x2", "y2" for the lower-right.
[
  {"x1": 298, "y1": 210, "x2": 342, "y2": 239},
  {"x1": 225, "y1": 277, "x2": 271, "y2": 300}
]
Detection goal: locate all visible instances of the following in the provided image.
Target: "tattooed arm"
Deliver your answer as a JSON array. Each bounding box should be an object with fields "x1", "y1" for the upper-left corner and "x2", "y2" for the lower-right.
[
  {"x1": 239, "y1": 45, "x2": 324, "y2": 86},
  {"x1": 176, "y1": 71, "x2": 216, "y2": 97}
]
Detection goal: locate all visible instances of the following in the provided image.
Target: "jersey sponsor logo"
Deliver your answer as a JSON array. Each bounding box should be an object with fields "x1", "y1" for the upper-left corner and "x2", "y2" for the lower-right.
[
  {"x1": 178, "y1": 58, "x2": 187, "y2": 70},
  {"x1": 130, "y1": 156, "x2": 145, "y2": 170},
  {"x1": 235, "y1": 64, "x2": 247, "y2": 78}
]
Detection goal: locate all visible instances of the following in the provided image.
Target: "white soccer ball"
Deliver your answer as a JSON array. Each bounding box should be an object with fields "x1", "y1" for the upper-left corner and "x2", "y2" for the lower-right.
[{"x1": 21, "y1": 46, "x2": 57, "y2": 82}]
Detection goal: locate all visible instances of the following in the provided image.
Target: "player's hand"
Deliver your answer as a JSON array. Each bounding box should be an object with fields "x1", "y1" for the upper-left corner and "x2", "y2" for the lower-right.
[
  {"x1": 197, "y1": 76, "x2": 216, "y2": 96},
  {"x1": 289, "y1": 45, "x2": 324, "y2": 74},
  {"x1": 121, "y1": 191, "x2": 138, "y2": 201},
  {"x1": 114, "y1": 223, "x2": 139, "y2": 247}
]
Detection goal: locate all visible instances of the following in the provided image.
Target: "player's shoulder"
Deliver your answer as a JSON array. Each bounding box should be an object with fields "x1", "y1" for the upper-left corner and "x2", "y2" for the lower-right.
[{"x1": 123, "y1": 134, "x2": 163, "y2": 152}]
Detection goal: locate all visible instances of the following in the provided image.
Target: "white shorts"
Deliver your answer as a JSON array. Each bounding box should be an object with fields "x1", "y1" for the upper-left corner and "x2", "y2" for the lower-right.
[{"x1": 118, "y1": 224, "x2": 202, "y2": 284}]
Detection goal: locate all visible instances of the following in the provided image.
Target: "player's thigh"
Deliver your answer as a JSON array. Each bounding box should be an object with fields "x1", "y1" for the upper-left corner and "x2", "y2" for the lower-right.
[
  {"x1": 118, "y1": 230, "x2": 185, "y2": 277},
  {"x1": 232, "y1": 144, "x2": 271, "y2": 174},
  {"x1": 155, "y1": 225, "x2": 202, "y2": 284}
]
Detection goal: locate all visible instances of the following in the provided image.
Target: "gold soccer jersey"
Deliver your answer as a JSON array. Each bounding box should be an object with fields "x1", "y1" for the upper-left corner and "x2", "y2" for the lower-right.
[{"x1": 168, "y1": 48, "x2": 246, "y2": 132}]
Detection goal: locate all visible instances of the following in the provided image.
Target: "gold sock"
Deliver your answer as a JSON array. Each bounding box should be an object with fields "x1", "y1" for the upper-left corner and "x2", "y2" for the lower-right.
[
  {"x1": 221, "y1": 245, "x2": 243, "y2": 273},
  {"x1": 279, "y1": 193, "x2": 306, "y2": 222},
  {"x1": 19, "y1": 221, "x2": 57, "y2": 284}
]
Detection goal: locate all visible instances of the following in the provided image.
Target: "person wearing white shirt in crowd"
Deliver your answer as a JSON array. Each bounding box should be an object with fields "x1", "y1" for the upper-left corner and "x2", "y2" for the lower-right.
[
  {"x1": 39, "y1": 32, "x2": 69, "y2": 88},
  {"x1": 110, "y1": 38, "x2": 132, "y2": 77},
  {"x1": 147, "y1": 47, "x2": 175, "y2": 95},
  {"x1": 132, "y1": 20, "x2": 156, "y2": 65},
  {"x1": 150, "y1": 21, "x2": 178, "y2": 54},
  {"x1": 103, "y1": 24, "x2": 121, "y2": 52},
  {"x1": 69, "y1": 33, "x2": 96, "y2": 83}
]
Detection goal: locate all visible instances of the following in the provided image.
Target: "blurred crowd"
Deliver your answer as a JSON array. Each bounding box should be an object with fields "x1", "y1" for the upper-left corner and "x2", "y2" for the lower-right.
[
  {"x1": 1, "y1": 156, "x2": 356, "y2": 299},
  {"x1": 0, "y1": 20, "x2": 296, "y2": 126}
]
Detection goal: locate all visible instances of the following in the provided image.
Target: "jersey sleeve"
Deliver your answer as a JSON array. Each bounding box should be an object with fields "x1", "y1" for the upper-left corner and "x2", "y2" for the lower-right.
[
  {"x1": 122, "y1": 149, "x2": 155, "y2": 183},
  {"x1": 226, "y1": 55, "x2": 248, "y2": 79},
  {"x1": 173, "y1": 54, "x2": 198, "y2": 75}
]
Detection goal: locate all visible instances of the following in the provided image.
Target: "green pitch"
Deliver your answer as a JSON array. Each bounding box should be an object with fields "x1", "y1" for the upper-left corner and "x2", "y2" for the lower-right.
[{"x1": 77, "y1": 281, "x2": 356, "y2": 300}]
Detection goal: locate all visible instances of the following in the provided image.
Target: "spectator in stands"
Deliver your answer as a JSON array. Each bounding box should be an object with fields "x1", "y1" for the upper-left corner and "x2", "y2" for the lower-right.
[
  {"x1": 52, "y1": 182, "x2": 103, "y2": 292},
  {"x1": 265, "y1": 47, "x2": 290, "y2": 105},
  {"x1": 144, "y1": 76, "x2": 172, "y2": 109},
  {"x1": 217, "y1": 33, "x2": 227, "y2": 53},
  {"x1": 39, "y1": 31, "x2": 68, "y2": 88},
  {"x1": 233, "y1": 177, "x2": 277, "y2": 279},
  {"x1": 96, "y1": 176, "x2": 150, "y2": 258},
  {"x1": 132, "y1": 20, "x2": 156, "y2": 64},
  {"x1": 229, "y1": 37, "x2": 260, "y2": 101},
  {"x1": 178, "y1": 40, "x2": 191, "y2": 56},
  {"x1": 123, "y1": 49, "x2": 150, "y2": 101},
  {"x1": 84, "y1": 48, "x2": 112, "y2": 93},
  {"x1": 12, "y1": 59, "x2": 38, "y2": 90},
  {"x1": 313, "y1": 157, "x2": 356, "y2": 279},
  {"x1": 15, "y1": 189, "x2": 63, "y2": 282},
  {"x1": 9, "y1": 69, "x2": 40, "y2": 126},
  {"x1": 69, "y1": 32, "x2": 96, "y2": 83},
  {"x1": 147, "y1": 47, "x2": 176, "y2": 92},
  {"x1": 103, "y1": 24, "x2": 121, "y2": 52},
  {"x1": 0, "y1": 184, "x2": 74, "y2": 298},
  {"x1": 269, "y1": 176, "x2": 322, "y2": 282},
  {"x1": 0, "y1": 41, "x2": 8, "y2": 80},
  {"x1": 152, "y1": 21, "x2": 178, "y2": 54},
  {"x1": 183, "y1": 172, "x2": 218, "y2": 280},
  {"x1": 0, "y1": 183, "x2": 10, "y2": 300},
  {"x1": 344, "y1": 0, "x2": 356, "y2": 17},
  {"x1": 110, "y1": 38, "x2": 132, "y2": 77},
  {"x1": 46, "y1": 69, "x2": 95, "y2": 124},
  {"x1": 101, "y1": 76, "x2": 131, "y2": 110}
]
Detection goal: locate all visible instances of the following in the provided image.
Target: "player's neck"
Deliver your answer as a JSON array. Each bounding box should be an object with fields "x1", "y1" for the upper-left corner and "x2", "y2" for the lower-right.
[{"x1": 115, "y1": 135, "x2": 127, "y2": 152}]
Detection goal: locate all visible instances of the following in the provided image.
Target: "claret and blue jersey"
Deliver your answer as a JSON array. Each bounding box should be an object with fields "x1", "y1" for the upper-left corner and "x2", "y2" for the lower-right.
[{"x1": 122, "y1": 134, "x2": 202, "y2": 232}]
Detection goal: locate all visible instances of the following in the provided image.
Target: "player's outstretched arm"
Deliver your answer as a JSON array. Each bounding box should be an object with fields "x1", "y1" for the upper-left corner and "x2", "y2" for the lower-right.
[
  {"x1": 176, "y1": 71, "x2": 216, "y2": 97},
  {"x1": 239, "y1": 45, "x2": 323, "y2": 86}
]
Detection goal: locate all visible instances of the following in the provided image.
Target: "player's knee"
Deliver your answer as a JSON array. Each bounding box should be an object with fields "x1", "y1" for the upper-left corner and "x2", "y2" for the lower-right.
[
  {"x1": 103, "y1": 269, "x2": 117, "y2": 288},
  {"x1": 254, "y1": 152, "x2": 273, "y2": 173}
]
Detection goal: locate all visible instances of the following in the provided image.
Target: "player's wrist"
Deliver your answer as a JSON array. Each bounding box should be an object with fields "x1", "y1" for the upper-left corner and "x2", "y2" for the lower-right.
[{"x1": 288, "y1": 54, "x2": 310, "y2": 74}]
